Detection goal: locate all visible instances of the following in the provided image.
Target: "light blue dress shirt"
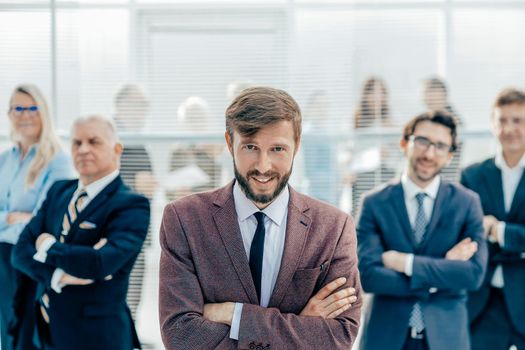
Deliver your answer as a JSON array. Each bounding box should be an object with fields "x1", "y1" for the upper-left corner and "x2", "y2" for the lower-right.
[
  {"x1": 0, "y1": 144, "x2": 75, "y2": 245},
  {"x1": 229, "y1": 182, "x2": 289, "y2": 340}
]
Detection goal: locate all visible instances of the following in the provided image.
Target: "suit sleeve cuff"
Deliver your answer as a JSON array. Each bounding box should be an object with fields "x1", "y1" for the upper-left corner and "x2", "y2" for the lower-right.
[
  {"x1": 404, "y1": 253, "x2": 414, "y2": 276},
  {"x1": 497, "y1": 222, "x2": 506, "y2": 247},
  {"x1": 33, "y1": 237, "x2": 57, "y2": 263},
  {"x1": 51, "y1": 268, "x2": 65, "y2": 293},
  {"x1": 229, "y1": 302, "x2": 243, "y2": 340}
]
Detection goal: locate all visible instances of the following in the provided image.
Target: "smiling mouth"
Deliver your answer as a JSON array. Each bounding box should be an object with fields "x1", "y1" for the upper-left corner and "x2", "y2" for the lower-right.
[{"x1": 252, "y1": 176, "x2": 274, "y2": 184}]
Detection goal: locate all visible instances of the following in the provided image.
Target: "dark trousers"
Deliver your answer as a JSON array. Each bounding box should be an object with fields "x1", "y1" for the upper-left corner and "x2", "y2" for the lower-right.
[
  {"x1": 0, "y1": 243, "x2": 38, "y2": 350},
  {"x1": 471, "y1": 288, "x2": 525, "y2": 350},
  {"x1": 403, "y1": 329, "x2": 429, "y2": 350}
]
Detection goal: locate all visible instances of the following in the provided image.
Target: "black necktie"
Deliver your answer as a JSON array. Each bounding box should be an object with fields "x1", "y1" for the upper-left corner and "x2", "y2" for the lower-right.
[{"x1": 250, "y1": 212, "x2": 266, "y2": 302}]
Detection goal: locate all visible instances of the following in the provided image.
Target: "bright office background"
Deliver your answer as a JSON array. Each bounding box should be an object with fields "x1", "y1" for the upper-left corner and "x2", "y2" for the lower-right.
[{"x1": 1, "y1": 0, "x2": 524, "y2": 349}]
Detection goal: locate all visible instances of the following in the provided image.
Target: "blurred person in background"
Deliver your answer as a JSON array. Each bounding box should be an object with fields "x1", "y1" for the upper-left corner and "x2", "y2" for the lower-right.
[
  {"x1": 423, "y1": 77, "x2": 461, "y2": 126},
  {"x1": 461, "y1": 88, "x2": 525, "y2": 350},
  {"x1": 167, "y1": 96, "x2": 221, "y2": 200},
  {"x1": 422, "y1": 77, "x2": 463, "y2": 182},
  {"x1": 358, "y1": 111, "x2": 486, "y2": 350},
  {"x1": 12, "y1": 115, "x2": 150, "y2": 350},
  {"x1": 345, "y1": 77, "x2": 399, "y2": 215},
  {"x1": 302, "y1": 90, "x2": 339, "y2": 205},
  {"x1": 114, "y1": 84, "x2": 157, "y2": 325},
  {"x1": 0, "y1": 84, "x2": 74, "y2": 350}
]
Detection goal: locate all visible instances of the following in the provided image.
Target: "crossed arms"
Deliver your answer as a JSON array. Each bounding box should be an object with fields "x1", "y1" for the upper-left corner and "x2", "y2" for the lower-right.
[{"x1": 159, "y1": 204, "x2": 362, "y2": 349}]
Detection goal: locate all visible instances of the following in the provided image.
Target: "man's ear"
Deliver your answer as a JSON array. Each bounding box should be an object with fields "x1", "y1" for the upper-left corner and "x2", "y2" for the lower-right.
[
  {"x1": 399, "y1": 138, "x2": 408, "y2": 154},
  {"x1": 115, "y1": 142, "x2": 124, "y2": 156},
  {"x1": 225, "y1": 131, "x2": 234, "y2": 156}
]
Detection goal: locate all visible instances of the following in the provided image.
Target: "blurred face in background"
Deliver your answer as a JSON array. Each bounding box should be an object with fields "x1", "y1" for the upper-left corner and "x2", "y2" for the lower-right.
[
  {"x1": 72, "y1": 119, "x2": 123, "y2": 185},
  {"x1": 424, "y1": 86, "x2": 447, "y2": 111},
  {"x1": 401, "y1": 120, "x2": 453, "y2": 187},
  {"x1": 9, "y1": 92, "x2": 42, "y2": 146},
  {"x1": 492, "y1": 103, "x2": 525, "y2": 157}
]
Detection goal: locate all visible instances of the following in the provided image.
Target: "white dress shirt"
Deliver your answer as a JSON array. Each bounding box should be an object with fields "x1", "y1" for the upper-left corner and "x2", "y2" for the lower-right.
[
  {"x1": 401, "y1": 173, "x2": 440, "y2": 276},
  {"x1": 33, "y1": 170, "x2": 120, "y2": 292},
  {"x1": 229, "y1": 182, "x2": 289, "y2": 340},
  {"x1": 491, "y1": 151, "x2": 525, "y2": 288}
]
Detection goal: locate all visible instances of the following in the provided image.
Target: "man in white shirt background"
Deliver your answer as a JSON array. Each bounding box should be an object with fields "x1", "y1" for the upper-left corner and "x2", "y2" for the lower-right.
[{"x1": 461, "y1": 88, "x2": 525, "y2": 350}]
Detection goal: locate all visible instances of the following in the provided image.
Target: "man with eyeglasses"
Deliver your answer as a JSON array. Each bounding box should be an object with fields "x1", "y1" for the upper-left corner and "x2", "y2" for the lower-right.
[
  {"x1": 461, "y1": 88, "x2": 525, "y2": 350},
  {"x1": 357, "y1": 110, "x2": 487, "y2": 350}
]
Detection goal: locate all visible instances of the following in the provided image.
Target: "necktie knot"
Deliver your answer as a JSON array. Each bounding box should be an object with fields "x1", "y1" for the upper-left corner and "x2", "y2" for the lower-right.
[
  {"x1": 75, "y1": 190, "x2": 88, "y2": 211},
  {"x1": 254, "y1": 211, "x2": 265, "y2": 225}
]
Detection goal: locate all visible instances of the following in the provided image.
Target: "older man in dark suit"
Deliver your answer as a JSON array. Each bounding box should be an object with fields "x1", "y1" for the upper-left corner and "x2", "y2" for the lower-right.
[
  {"x1": 357, "y1": 111, "x2": 487, "y2": 350},
  {"x1": 159, "y1": 87, "x2": 362, "y2": 349},
  {"x1": 12, "y1": 115, "x2": 150, "y2": 350},
  {"x1": 461, "y1": 88, "x2": 525, "y2": 350}
]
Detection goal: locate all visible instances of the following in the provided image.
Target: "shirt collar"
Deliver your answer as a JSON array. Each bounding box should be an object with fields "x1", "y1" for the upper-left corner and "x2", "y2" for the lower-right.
[
  {"x1": 233, "y1": 181, "x2": 289, "y2": 227},
  {"x1": 401, "y1": 172, "x2": 440, "y2": 200},
  {"x1": 12, "y1": 143, "x2": 39, "y2": 156},
  {"x1": 495, "y1": 148, "x2": 525, "y2": 171},
  {"x1": 77, "y1": 169, "x2": 120, "y2": 199}
]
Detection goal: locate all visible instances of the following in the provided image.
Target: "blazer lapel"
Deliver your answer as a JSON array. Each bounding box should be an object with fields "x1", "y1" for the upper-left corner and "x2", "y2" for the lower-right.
[
  {"x1": 419, "y1": 182, "x2": 450, "y2": 250},
  {"x1": 482, "y1": 160, "x2": 506, "y2": 219},
  {"x1": 66, "y1": 176, "x2": 122, "y2": 242},
  {"x1": 212, "y1": 183, "x2": 258, "y2": 305},
  {"x1": 53, "y1": 184, "x2": 77, "y2": 238},
  {"x1": 390, "y1": 183, "x2": 416, "y2": 248},
  {"x1": 269, "y1": 188, "x2": 310, "y2": 308}
]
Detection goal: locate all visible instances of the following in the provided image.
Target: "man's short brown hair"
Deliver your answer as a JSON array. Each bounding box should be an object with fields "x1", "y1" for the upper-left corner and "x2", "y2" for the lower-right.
[
  {"x1": 225, "y1": 86, "x2": 302, "y2": 144},
  {"x1": 494, "y1": 88, "x2": 525, "y2": 109}
]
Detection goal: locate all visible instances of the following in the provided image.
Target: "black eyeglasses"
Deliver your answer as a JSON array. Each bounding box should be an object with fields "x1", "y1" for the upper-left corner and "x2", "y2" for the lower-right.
[
  {"x1": 10, "y1": 105, "x2": 39, "y2": 117},
  {"x1": 410, "y1": 135, "x2": 452, "y2": 157}
]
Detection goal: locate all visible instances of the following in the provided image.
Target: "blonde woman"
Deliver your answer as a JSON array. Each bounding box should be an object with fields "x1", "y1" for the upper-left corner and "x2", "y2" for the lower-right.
[{"x1": 0, "y1": 84, "x2": 74, "y2": 350}]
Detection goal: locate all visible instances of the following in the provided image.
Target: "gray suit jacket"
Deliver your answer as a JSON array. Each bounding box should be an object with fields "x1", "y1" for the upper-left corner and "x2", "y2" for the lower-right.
[
  {"x1": 159, "y1": 181, "x2": 362, "y2": 349},
  {"x1": 357, "y1": 180, "x2": 487, "y2": 350}
]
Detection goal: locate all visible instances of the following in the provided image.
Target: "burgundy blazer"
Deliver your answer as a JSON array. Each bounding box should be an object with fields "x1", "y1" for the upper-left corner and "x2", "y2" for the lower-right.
[{"x1": 159, "y1": 181, "x2": 362, "y2": 349}]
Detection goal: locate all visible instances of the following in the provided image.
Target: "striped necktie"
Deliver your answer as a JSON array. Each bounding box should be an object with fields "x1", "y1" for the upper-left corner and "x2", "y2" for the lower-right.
[
  {"x1": 60, "y1": 189, "x2": 88, "y2": 243},
  {"x1": 409, "y1": 192, "x2": 427, "y2": 333}
]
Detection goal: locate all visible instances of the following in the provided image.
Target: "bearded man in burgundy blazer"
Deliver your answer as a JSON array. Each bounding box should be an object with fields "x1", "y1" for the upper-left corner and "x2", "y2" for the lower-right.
[{"x1": 159, "y1": 87, "x2": 362, "y2": 349}]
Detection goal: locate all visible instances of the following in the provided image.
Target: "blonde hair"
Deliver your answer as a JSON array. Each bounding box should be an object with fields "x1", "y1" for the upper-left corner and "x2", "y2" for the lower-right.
[{"x1": 9, "y1": 84, "x2": 62, "y2": 187}]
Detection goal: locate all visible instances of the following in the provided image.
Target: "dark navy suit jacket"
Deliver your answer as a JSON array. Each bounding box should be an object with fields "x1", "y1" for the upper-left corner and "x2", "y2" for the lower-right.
[
  {"x1": 461, "y1": 158, "x2": 525, "y2": 336},
  {"x1": 357, "y1": 180, "x2": 487, "y2": 350},
  {"x1": 11, "y1": 176, "x2": 150, "y2": 350}
]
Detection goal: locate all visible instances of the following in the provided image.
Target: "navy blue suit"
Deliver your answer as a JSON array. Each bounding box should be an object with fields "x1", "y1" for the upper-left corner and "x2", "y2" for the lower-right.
[
  {"x1": 357, "y1": 180, "x2": 487, "y2": 350},
  {"x1": 461, "y1": 158, "x2": 525, "y2": 347},
  {"x1": 11, "y1": 176, "x2": 150, "y2": 350}
]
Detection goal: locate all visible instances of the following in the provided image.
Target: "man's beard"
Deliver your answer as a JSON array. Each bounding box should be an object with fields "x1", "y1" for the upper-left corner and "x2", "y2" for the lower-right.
[
  {"x1": 233, "y1": 159, "x2": 292, "y2": 204},
  {"x1": 411, "y1": 156, "x2": 442, "y2": 182}
]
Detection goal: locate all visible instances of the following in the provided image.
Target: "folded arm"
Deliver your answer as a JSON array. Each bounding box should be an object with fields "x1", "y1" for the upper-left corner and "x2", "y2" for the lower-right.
[
  {"x1": 357, "y1": 197, "x2": 430, "y2": 298},
  {"x1": 44, "y1": 195, "x2": 150, "y2": 280}
]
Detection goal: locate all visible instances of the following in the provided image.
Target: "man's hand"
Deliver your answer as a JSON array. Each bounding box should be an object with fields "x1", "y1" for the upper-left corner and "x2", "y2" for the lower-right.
[
  {"x1": 7, "y1": 211, "x2": 32, "y2": 225},
  {"x1": 382, "y1": 250, "x2": 407, "y2": 273},
  {"x1": 35, "y1": 233, "x2": 55, "y2": 250},
  {"x1": 300, "y1": 277, "x2": 357, "y2": 319},
  {"x1": 203, "y1": 302, "x2": 235, "y2": 325},
  {"x1": 483, "y1": 215, "x2": 498, "y2": 239},
  {"x1": 60, "y1": 273, "x2": 94, "y2": 286},
  {"x1": 93, "y1": 238, "x2": 108, "y2": 250},
  {"x1": 445, "y1": 238, "x2": 478, "y2": 261}
]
